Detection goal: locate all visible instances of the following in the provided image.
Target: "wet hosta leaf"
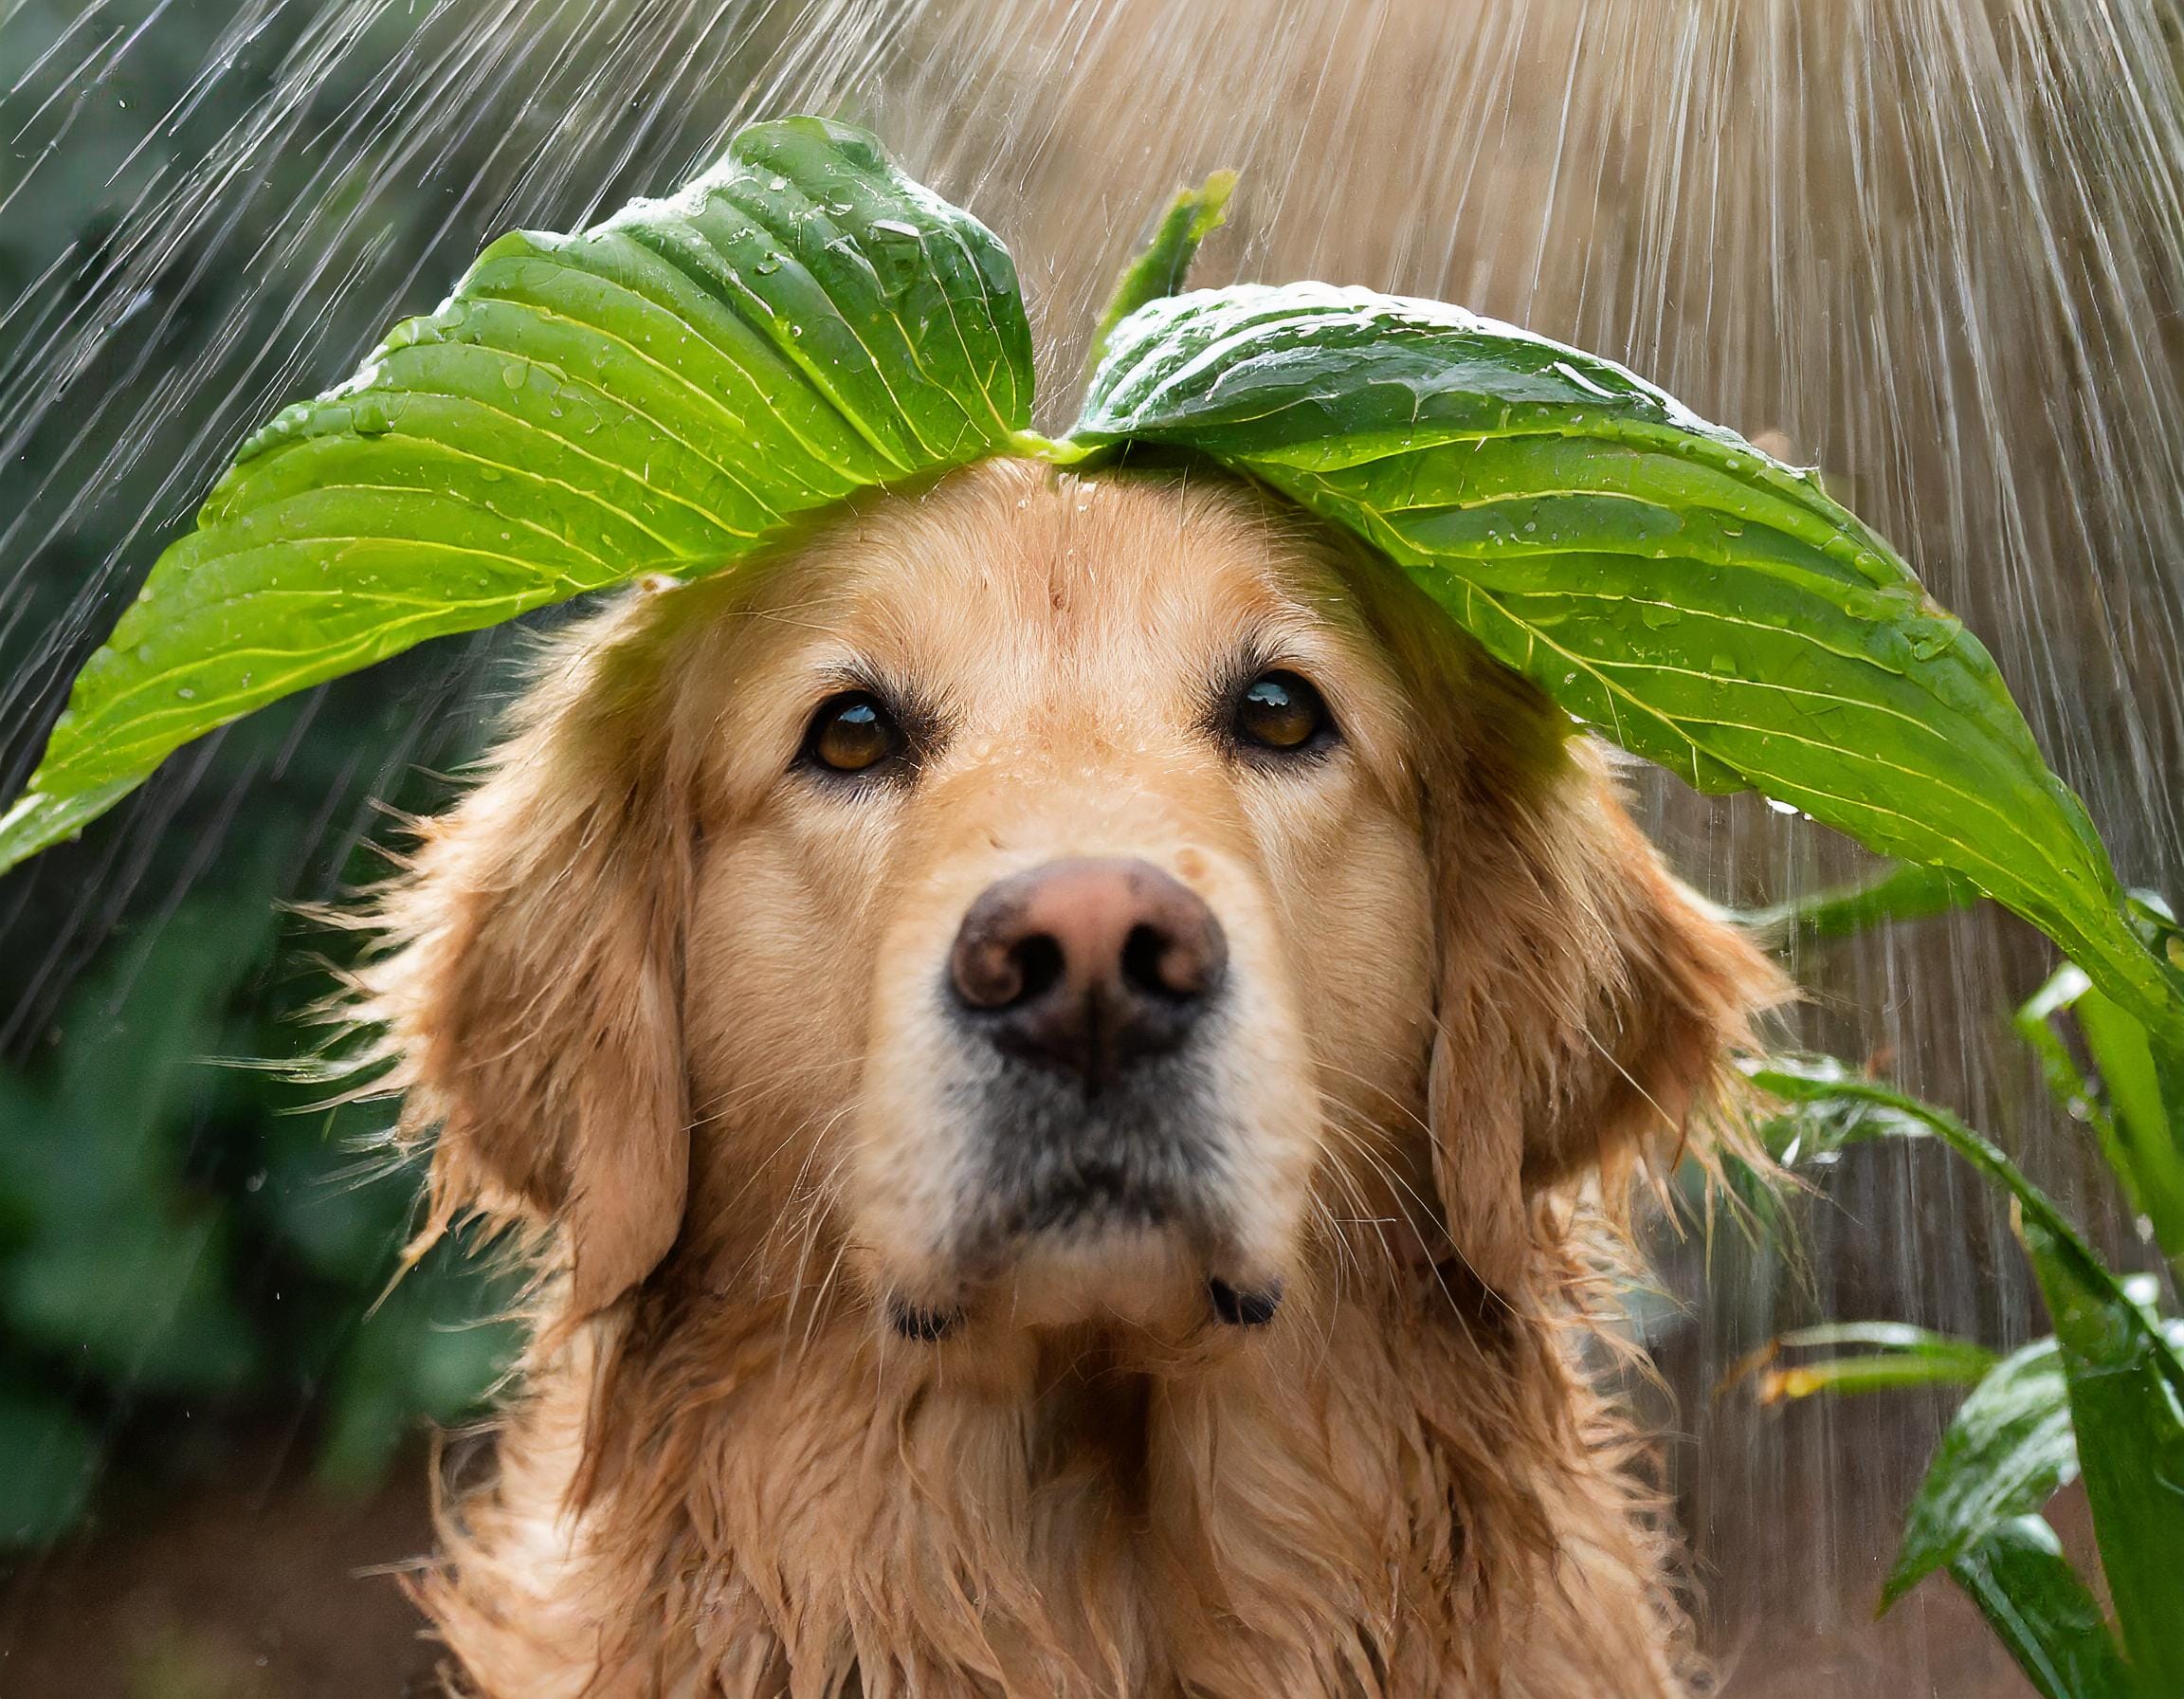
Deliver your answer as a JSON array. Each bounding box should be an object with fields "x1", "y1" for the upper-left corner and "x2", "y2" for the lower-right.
[
  {"x1": 0, "y1": 116, "x2": 1032, "y2": 874},
  {"x1": 1949, "y1": 1517, "x2": 2132, "y2": 1699},
  {"x1": 1884, "y1": 1340, "x2": 2074, "y2": 1605},
  {"x1": 1074, "y1": 284, "x2": 2184, "y2": 1047}
]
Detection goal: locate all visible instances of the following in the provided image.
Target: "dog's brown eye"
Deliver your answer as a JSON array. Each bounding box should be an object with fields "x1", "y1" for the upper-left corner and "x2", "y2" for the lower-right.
[
  {"x1": 805, "y1": 692, "x2": 900, "y2": 774},
  {"x1": 1233, "y1": 671, "x2": 1330, "y2": 753}
]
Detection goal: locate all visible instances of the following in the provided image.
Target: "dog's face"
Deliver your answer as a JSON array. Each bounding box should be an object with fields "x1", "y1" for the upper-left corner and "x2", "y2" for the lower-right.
[
  {"x1": 675, "y1": 463, "x2": 1439, "y2": 1339},
  {"x1": 373, "y1": 459, "x2": 1777, "y2": 1339}
]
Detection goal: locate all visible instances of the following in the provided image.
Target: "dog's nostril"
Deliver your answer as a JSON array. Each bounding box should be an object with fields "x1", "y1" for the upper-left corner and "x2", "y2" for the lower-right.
[
  {"x1": 1121, "y1": 923, "x2": 1189, "y2": 1001},
  {"x1": 1010, "y1": 932, "x2": 1065, "y2": 1005}
]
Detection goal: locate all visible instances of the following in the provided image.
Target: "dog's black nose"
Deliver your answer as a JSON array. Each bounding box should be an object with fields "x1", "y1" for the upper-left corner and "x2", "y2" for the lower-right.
[{"x1": 949, "y1": 857, "x2": 1227, "y2": 1089}]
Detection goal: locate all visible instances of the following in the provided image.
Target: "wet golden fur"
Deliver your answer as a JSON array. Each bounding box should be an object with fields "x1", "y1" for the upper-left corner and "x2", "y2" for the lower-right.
[{"x1": 358, "y1": 458, "x2": 1784, "y2": 1697}]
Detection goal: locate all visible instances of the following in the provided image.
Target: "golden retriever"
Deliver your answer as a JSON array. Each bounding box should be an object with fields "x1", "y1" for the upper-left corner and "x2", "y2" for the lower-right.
[{"x1": 359, "y1": 456, "x2": 1783, "y2": 1697}]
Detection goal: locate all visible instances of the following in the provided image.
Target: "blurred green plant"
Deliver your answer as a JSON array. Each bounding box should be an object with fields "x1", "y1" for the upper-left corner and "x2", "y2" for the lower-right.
[
  {"x1": 0, "y1": 0, "x2": 577, "y2": 1556},
  {"x1": 1735, "y1": 874, "x2": 2184, "y2": 1699},
  {"x1": 0, "y1": 850, "x2": 515, "y2": 1548}
]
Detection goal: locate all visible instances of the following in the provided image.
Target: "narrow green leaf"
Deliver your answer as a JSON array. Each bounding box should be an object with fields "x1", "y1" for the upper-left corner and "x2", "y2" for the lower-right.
[
  {"x1": 2016, "y1": 960, "x2": 2184, "y2": 1273},
  {"x1": 1738, "y1": 862, "x2": 1982, "y2": 942},
  {"x1": 1751, "y1": 1055, "x2": 2184, "y2": 1402},
  {"x1": 1074, "y1": 284, "x2": 2184, "y2": 1048},
  {"x1": 1761, "y1": 1352, "x2": 1993, "y2": 1399},
  {"x1": 0, "y1": 116, "x2": 1032, "y2": 873},
  {"x1": 1085, "y1": 171, "x2": 1237, "y2": 382},
  {"x1": 1884, "y1": 1340, "x2": 2074, "y2": 1605},
  {"x1": 1948, "y1": 1517, "x2": 2133, "y2": 1699},
  {"x1": 2076, "y1": 992, "x2": 2184, "y2": 1272},
  {"x1": 1729, "y1": 1323, "x2": 1999, "y2": 1404},
  {"x1": 2023, "y1": 1218, "x2": 2184, "y2": 1696}
]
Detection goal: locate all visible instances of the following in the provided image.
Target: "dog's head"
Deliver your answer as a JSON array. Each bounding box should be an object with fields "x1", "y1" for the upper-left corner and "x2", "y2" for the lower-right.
[{"x1": 366, "y1": 459, "x2": 1781, "y2": 1340}]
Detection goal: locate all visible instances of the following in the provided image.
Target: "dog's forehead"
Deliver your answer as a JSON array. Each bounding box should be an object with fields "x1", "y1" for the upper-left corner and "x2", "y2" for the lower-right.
[{"x1": 804, "y1": 461, "x2": 1371, "y2": 686}]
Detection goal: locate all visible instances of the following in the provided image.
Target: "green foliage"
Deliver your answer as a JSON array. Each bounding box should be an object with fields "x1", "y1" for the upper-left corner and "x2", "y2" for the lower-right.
[
  {"x1": 1756, "y1": 1054, "x2": 2184, "y2": 1697},
  {"x1": 1884, "y1": 1340, "x2": 2075, "y2": 1605},
  {"x1": 0, "y1": 866, "x2": 516, "y2": 1547},
  {"x1": 0, "y1": 895, "x2": 271, "y2": 1398},
  {"x1": 2017, "y1": 907, "x2": 2184, "y2": 1270},
  {"x1": 1951, "y1": 1517, "x2": 2135, "y2": 1699},
  {"x1": 1084, "y1": 168, "x2": 1235, "y2": 380},
  {"x1": 0, "y1": 1392, "x2": 97, "y2": 1548}
]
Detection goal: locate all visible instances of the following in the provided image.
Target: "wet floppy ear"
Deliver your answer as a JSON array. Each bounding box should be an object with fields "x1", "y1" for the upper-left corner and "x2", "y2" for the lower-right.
[
  {"x1": 361, "y1": 601, "x2": 693, "y2": 1318},
  {"x1": 1424, "y1": 690, "x2": 1787, "y2": 1296}
]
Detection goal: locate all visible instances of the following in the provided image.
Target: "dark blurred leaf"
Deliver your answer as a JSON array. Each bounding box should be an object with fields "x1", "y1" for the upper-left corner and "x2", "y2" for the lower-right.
[
  {"x1": 0, "y1": 1388, "x2": 99, "y2": 1548},
  {"x1": 255, "y1": 1105, "x2": 416, "y2": 1290},
  {"x1": 1948, "y1": 1516, "x2": 2132, "y2": 1699},
  {"x1": 7, "y1": 1215, "x2": 259, "y2": 1395},
  {"x1": 0, "y1": 893, "x2": 279, "y2": 1395},
  {"x1": 314, "y1": 1246, "x2": 517, "y2": 1491}
]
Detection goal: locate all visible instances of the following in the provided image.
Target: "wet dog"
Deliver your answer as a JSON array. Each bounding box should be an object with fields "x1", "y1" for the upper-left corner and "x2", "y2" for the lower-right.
[{"x1": 362, "y1": 457, "x2": 1781, "y2": 1696}]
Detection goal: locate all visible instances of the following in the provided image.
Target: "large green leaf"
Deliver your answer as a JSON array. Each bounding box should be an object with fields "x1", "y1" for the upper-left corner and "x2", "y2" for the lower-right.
[
  {"x1": 0, "y1": 116, "x2": 1032, "y2": 874},
  {"x1": 1073, "y1": 284, "x2": 2184, "y2": 1048}
]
